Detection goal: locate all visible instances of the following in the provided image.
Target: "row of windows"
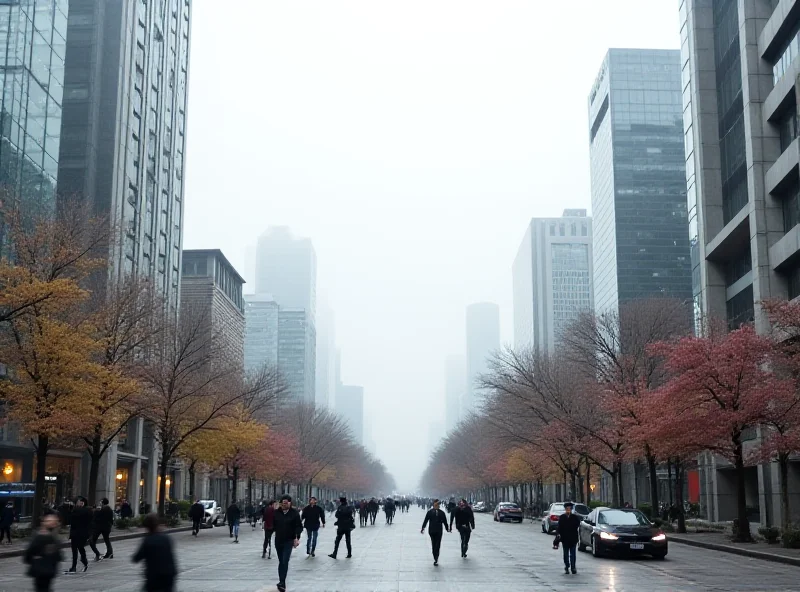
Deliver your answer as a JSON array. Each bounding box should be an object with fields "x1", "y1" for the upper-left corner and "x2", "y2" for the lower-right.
[{"x1": 549, "y1": 223, "x2": 589, "y2": 237}]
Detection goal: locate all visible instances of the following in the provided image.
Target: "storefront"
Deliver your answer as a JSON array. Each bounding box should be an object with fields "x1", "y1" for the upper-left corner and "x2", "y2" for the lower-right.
[{"x1": 33, "y1": 455, "x2": 81, "y2": 507}]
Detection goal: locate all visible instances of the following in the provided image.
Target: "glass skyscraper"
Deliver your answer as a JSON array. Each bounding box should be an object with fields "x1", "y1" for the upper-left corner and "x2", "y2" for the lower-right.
[
  {"x1": 0, "y1": 0, "x2": 67, "y2": 207},
  {"x1": 588, "y1": 49, "x2": 692, "y2": 314}
]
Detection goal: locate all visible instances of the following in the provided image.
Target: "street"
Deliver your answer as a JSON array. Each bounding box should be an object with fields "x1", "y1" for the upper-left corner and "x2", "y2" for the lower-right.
[{"x1": 1, "y1": 507, "x2": 798, "y2": 591}]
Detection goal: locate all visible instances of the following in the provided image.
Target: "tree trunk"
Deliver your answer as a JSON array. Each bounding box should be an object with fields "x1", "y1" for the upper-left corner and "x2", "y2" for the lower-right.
[
  {"x1": 188, "y1": 460, "x2": 196, "y2": 500},
  {"x1": 570, "y1": 471, "x2": 577, "y2": 502},
  {"x1": 675, "y1": 458, "x2": 686, "y2": 534},
  {"x1": 616, "y1": 463, "x2": 625, "y2": 506},
  {"x1": 780, "y1": 453, "x2": 791, "y2": 534},
  {"x1": 585, "y1": 462, "x2": 591, "y2": 505},
  {"x1": 232, "y1": 466, "x2": 239, "y2": 502},
  {"x1": 733, "y1": 433, "x2": 752, "y2": 542},
  {"x1": 32, "y1": 434, "x2": 49, "y2": 527},
  {"x1": 646, "y1": 451, "x2": 659, "y2": 516},
  {"x1": 157, "y1": 444, "x2": 169, "y2": 517},
  {"x1": 87, "y1": 433, "x2": 103, "y2": 507},
  {"x1": 667, "y1": 460, "x2": 673, "y2": 506}
]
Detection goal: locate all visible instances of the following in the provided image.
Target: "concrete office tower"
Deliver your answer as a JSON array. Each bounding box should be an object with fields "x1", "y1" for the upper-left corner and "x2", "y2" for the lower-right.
[
  {"x1": 255, "y1": 226, "x2": 317, "y2": 317},
  {"x1": 278, "y1": 309, "x2": 316, "y2": 403},
  {"x1": 445, "y1": 355, "x2": 466, "y2": 433},
  {"x1": 428, "y1": 420, "x2": 445, "y2": 460},
  {"x1": 336, "y1": 384, "x2": 364, "y2": 445},
  {"x1": 588, "y1": 49, "x2": 692, "y2": 315},
  {"x1": 244, "y1": 294, "x2": 280, "y2": 372},
  {"x1": 58, "y1": 0, "x2": 191, "y2": 312},
  {"x1": 180, "y1": 250, "x2": 246, "y2": 369},
  {"x1": 315, "y1": 306, "x2": 337, "y2": 409},
  {"x1": 463, "y1": 303, "x2": 500, "y2": 416},
  {"x1": 513, "y1": 210, "x2": 593, "y2": 352}
]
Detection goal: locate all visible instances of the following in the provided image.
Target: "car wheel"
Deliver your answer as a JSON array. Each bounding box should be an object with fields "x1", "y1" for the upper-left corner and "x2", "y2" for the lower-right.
[
  {"x1": 652, "y1": 552, "x2": 667, "y2": 560},
  {"x1": 542, "y1": 523, "x2": 546, "y2": 533},
  {"x1": 592, "y1": 536, "x2": 602, "y2": 558},
  {"x1": 578, "y1": 541, "x2": 587, "y2": 552}
]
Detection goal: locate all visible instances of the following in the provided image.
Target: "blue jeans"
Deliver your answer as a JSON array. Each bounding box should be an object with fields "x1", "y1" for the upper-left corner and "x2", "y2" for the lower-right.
[
  {"x1": 275, "y1": 541, "x2": 294, "y2": 587},
  {"x1": 306, "y1": 527, "x2": 319, "y2": 553},
  {"x1": 232, "y1": 520, "x2": 239, "y2": 538},
  {"x1": 562, "y1": 543, "x2": 576, "y2": 569}
]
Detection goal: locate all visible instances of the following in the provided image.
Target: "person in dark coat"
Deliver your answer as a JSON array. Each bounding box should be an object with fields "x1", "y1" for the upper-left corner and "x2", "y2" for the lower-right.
[
  {"x1": 328, "y1": 497, "x2": 355, "y2": 559},
  {"x1": 449, "y1": 498, "x2": 475, "y2": 558},
  {"x1": 384, "y1": 498, "x2": 396, "y2": 525},
  {"x1": 64, "y1": 497, "x2": 91, "y2": 574},
  {"x1": 262, "y1": 500, "x2": 276, "y2": 559},
  {"x1": 0, "y1": 500, "x2": 14, "y2": 544},
  {"x1": 119, "y1": 499, "x2": 133, "y2": 519},
  {"x1": 24, "y1": 513, "x2": 63, "y2": 592},
  {"x1": 188, "y1": 500, "x2": 205, "y2": 536},
  {"x1": 227, "y1": 502, "x2": 241, "y2": 543},
  {"x1": 88, "y1": 498, "x2": 114, "y2": 560},
  {"x1": 301, "y1": 496, "x2": 325, "y2": 557},
  {"x1": 272, "y1": 495, "x2": 302, "y2": 592},
  {"x1": 132, "y1": 514, "x2": 177, "y2": 592},
  {"x1": 368, "y1": 498, "x2": 379, "y2": 525},
  {"x1": 554, "y1": 501, "x2": 581, "y2": 574},
  {"x1": 421, "y1": 499, "x2": 451, "y2": 566}
]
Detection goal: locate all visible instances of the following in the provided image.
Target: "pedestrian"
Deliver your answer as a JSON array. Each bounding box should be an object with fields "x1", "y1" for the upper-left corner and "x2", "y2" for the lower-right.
[
  {"x1": 553, "y1": 501, "x2": 581, "y2": 575},
  {"x1": 328, "y1": 497, "x2": 355, "y2": 559},
  {"x1": 384, "y1": 497, "x2": 395, "y2": 525},
  {"x1": 359, "y1": 499, "x2": 368, "y2": 527},
  {"x1": 188, "y1": 499, "x2": 204, "y2": 536},
  {"x1": 24, "y1": 513, "x2": 63, "y2": 592},
  {"x1": 272, "y1": 495, "x2": 302, "y2": 592},
  {"x1": 421, "y1": 499, "x2": 451, "y2": 566},
  {"x1": 132, "y1": 514, "x2": 177, "y2": 592},
  {"x1": 88, "y1": 498, "x2": 114, "y2": 560},
  {"x1": 449, "y1": 498, "x2": 475, "y2": 558},
  {"x1": 64, "y1": 497, "x2": 91, "y2": 574},
  {"x1": 301, "y1": 496, "x2": 325, "y2": 557},
  {"x1": 262, "y1": 500, "x2": 276, "y2": 559},
  {"x1": 227, "y1": 501, "x2": 241, "y2": 543},
  {"x1": 0, "y1": 500, "x2": 14, "y2": 544},
  {"x1": 119, "y1": 499, "x2": 133, "y2": 519},
  {"x1": 368, "y1": 498, "x2": 379, "y2": 525}
]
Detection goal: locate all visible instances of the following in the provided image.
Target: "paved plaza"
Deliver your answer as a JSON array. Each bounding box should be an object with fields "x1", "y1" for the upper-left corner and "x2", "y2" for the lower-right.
[{"x1": 1, "y1": 508, "x2": 799, "y2": 591}]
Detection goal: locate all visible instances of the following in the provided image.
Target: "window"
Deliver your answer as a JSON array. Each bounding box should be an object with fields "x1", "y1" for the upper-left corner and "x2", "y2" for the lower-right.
[
  {"x1": 559, "y1": 224, "x2": 565, "y2": 236},
  {"x1": 581, "y1": 223, "x2": 588, "y2": 237},
  {"x1": 724, "y1": 246, "x2": 751, "y2": 287},
  {"x1": 550, "y1": 224, "x2": 555, "y2": 236},
  {"x1": 778, "y1": 103, "x2": 799, "y2": 153},
  {"x1": 781, "y1": 177, "x2": 800, "y2": 232},
  {"x1": 727, "y1": 284, "x2": 754, "y2": 329},
  {"x1": 787, "y1": 261, "x2": 800, "y2": 300}
]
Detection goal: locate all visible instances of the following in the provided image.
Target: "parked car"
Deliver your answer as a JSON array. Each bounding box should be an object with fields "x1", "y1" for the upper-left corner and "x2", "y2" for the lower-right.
[
  {"x1": 200, "y1": 500, "x2": 223, "y2": 527},
  {"x1": 473, "y1": 501, "x2": 487, "y2": 513},
  {"x1": 578, "y1": 507, "x2": 667, "y2": 559},
  {"x1": 493, "y1": 502, "x2": 524, "y2": 523},
  {"x1": 541, "y1": 502, "x2": 590, "y2": 534}
]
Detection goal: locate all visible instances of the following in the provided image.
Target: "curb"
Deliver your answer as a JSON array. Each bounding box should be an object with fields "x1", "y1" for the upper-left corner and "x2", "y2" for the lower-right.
[
  {"x1": 0, "y1": 525, "x2": 193, "y2": 560},
  {"x1": 670, "y1": 535, "x2": 800, "y2": 567}
]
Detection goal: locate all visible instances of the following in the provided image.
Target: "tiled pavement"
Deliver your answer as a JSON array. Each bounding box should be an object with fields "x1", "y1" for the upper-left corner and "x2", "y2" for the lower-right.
[{"x1": 1, "y1": 507, "x2": 799, "y2": 591}]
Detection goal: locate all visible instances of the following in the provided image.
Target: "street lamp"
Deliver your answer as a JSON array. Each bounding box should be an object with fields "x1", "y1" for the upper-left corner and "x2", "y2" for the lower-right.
[
  {"x1": 2, "y1": 462, "x2": 13, "y2": 476},
  {"x1": 116, "y1": 472, "x2": 123, "y2": 481}
]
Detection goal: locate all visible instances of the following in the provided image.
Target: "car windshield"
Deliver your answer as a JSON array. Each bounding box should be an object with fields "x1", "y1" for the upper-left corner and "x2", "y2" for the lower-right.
[
  {"x1": 574, "y1": 504, "x2": 590, "y2": 515},
  {"x1": 550, "y1": 504, "x2": 565, "y2": 513},
  {"x1": 202, "y1": 502, "x2": 214, "y2": 509},
  {"x1": 598, "y1": 510, "x2": 650, "y2": 526},
  {"x1": 500, "y1": 503, "x2": 519, "y2": 509}
]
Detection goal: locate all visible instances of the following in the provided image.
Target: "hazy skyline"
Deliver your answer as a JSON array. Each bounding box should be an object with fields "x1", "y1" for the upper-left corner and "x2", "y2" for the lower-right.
[{"x1": 183, "y1": 1, "x2": 682, "y2": 490}]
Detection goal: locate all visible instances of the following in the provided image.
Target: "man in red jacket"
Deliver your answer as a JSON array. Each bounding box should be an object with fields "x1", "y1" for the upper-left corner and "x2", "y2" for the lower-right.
[{"x1": 262, "y1": 500, "x2": 276, "y2": 559}]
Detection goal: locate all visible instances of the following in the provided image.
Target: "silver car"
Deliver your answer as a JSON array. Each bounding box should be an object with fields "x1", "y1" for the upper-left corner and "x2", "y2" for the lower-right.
[
  {"x1": 200, "y1": 500, "x2": 223, "y2": 527},
  {"x1": 541, "y1": 502, "x2": 590, "y2": 534}
]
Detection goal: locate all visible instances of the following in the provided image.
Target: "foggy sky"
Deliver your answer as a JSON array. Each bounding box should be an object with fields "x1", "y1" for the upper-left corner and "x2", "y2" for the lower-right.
[{"x1": 183, "y1": 1, "x2": 681, "y2": 491}]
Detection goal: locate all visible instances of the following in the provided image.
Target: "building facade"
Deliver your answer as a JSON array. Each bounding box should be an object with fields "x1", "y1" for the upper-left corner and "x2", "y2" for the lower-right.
[
  {"x1": 315, "y1": 305, "x2": 336, "y2": 409},
  {"x1": 244, "y1": 294, "x2": 280, "y2": 373},
  {"x1": 464, "y1": 302, "x2": 500, "y2": 416},
  {"x1": 588, "y1": 48, "x2": 693, "y2": 315},
  {"x1": 277, "y1": 308, "x2": 316, "y2": 403},
  {"x1": 445, "y1": 355, "x2": 466, "y2": 433},
  {"x1": 336, "y1": 384, "x2": 364, "y2": 445},
  {"x1": 255, "y1": 226, "x2": 317, "y2": 317},
  {"x1": 513, "y1": 209, "x2": 593, "y2": 352}
]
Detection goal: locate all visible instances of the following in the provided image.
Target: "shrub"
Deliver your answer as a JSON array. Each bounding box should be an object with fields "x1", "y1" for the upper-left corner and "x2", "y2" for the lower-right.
[
  {"x1": 588, "y1": 500, "x2": 609, "y2": 509},
  {"x1": 638, "y1": 503, "x2": 653, "y2": 519},
  {"x1": 115, "y1": 517, "x2": 133, "y2": 530},
  {"x1": 176, "y1": 500, "x2": 191, "y2": 520},
  {"x1": 782, "y1": 525, "x2": 800, "y2": 549},
  {"x1": 134, "y1": 515, "x2": 147, "y2": 528},
  {"x1": 758, "y1": 526, "x2": 780, "y2": 544},
  {"x1": 165, "y1": 514, "x2": 181, "y2": 528}
]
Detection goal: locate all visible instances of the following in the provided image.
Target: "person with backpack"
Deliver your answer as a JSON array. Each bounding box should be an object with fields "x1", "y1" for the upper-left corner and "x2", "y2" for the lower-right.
[{"x1": 328, "y1": 497, "x2": 355, "y2": 559}]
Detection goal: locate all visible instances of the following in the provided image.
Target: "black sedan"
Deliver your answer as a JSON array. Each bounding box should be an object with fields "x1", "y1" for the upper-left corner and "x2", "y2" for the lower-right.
[{"x1": 578, "y1": 507, "x2": 667, "y2": 559}]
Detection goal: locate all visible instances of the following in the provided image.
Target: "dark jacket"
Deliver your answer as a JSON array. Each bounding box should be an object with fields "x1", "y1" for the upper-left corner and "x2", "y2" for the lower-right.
[
  {"x1": 94, "y1": 505, "x2": 114, "y2": 532},
  {"x1": 368, "y1": 500, "x2": 379, "y2": 513},
  {"x1": 301, "y1": 504, "x2": 326, "y2": 529},
  {"x1": 422, "y1": 509, "x2": 450, "y2": 535},
  {"x1": 0, "y1": 505, "x2": 14, "y2": 527},
  {"x1": 334, "y1": 504, "x2": 355, "y2": 533},
  {"x1": 450, "y1": 506, "x2": 475, "y2": 531},
  {"x1": 69, "y1": 506, "x2": 92, "y2": 540},
  {"x1": 226, "y1": 504, "x2": 241, "y2": 524},
  {"x1": 132, "y1": 531, "x2": 177, "y2": 584},
  {"x1": 273, "y1": 507, "x2": 303, "y2": 543},
  {"x1": 24, "y1": 532, "x2": 62, "y2": 579},
  {"x1": 262, "y1": 506, "x2": 275, "y2": 530},
  {"x1": 188, "y1": 502, "x2": 204, "y2": 521},
  {"x1": 555, "y1": 512, "x2": 582, "y2": 546},
  {"x1": 119, "y1": 503, "x2": 133, "y2": 519}
]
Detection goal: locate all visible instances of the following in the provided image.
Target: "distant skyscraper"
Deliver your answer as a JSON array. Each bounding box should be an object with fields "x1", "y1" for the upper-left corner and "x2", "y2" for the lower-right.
[
  {"x1": 588, "y1": 49, "x2": 692, "y2": 314},
  {"x1": 513, "y1": 210, "x2": 593, "y2": 352},
  {"x1": 445, "y1": 355, "x2": 466, "y2": 433},
  {"x1": 255, "y1": 227, "x2": 317, "y2": 317},
  {"x1": 277, "y1": 309, "x2": 316, "y2": 403},
  {"x1": 336, "y1": 384, "x2": 364, "y2": 445},
  {"x1": 244, "y1": 294, "x2": 280, "y2": 372},
  {"x1": 315, "y1": 305, "x2": 336, "y2": 409},
  {"x1": 428, "y1": 420, "x2": 445, "y2": 460},
  {"x1": 464, "y1": 303, "x2": 500, "y2": 416}
]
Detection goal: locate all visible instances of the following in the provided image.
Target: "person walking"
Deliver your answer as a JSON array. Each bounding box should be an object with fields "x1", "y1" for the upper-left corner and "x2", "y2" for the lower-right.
[
  {"x1": 301, "y1": 497, "x2": 325, "y2": 557},
  {"x1": 272, "y1": 495, "x2": 302, "y2": 592},
  {"x1": 421, "y1": 499, "x2": 451, "y2": 566},
  {"x1": 119, "y1": 499, "x2": 133, "y2": 519},
  {"x1": 88, "y1": 498, "x2": 114, "y2": 560},
  {"x1": 554, "y1": 501, "x2": 581, "y2": 575},
  {"x1": 449, "y1": 499, "x2": 475, "y2": 558},
  {"x1": 328, "y1": 497, "x2": 355, "y2": 559},
  {"x1": 384, "y1": 498, "x2": 395, "y2": 525},
  {"x1": 227, "y1": 501, "x2": 241, "y2": 543},
  {"x1": 368, "y1": 498, "x2": 379, "y2": 525},
  {"x1": 0, "y1": 500, "x2": 14, "y2": 544},
  {"x1": 132, "y1": 514, "x2": 177, "y2": 592},
  {"x1": 24, "y1": 513, "x2": 63, "y2": 592},
  {"x1": 262, "y1": 500, "x2": 276, "y2": 558},
  {"x1": 64, "y1": 497, "x2": 91, "y2": 574},
  {"x1": 188, "y1": 500, "x2": 204, "y2": 536}
]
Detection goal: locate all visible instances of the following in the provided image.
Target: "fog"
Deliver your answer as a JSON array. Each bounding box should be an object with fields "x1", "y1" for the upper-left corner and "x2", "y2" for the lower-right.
[{"x1": 183, "y1": 1, "x2": 680, "y2": 492}]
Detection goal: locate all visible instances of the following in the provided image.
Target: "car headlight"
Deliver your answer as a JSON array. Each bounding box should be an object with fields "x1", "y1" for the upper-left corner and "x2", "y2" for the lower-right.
[
  {"x1": 651, "y1": 533, "x2": 667, "y2": 542},
  {"x1": 599, "y1": 531, "x2": 619, "y2": 540}
]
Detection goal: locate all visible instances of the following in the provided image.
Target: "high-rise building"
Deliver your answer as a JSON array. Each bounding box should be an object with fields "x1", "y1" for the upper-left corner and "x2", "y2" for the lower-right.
[
  {"x1": 336, "y1": 384, "x2": 364, "y2": 445},
  {"x1": 180, "y1": 250, "x2": 246, "y2": 369},
  {"x1": 255, "y1": 226, "x2": 317, "y2": 317},
  {"x1": 513, "y1": 209, "x2": 593, "y2": 352},
  {"x1": 277, "y1": 308, "x2": 316, "y2": 403},
  {"x1": 588, "y1": 49, "x2": 692, "y2": 315},
  {"x1": 464, "y1": 302, "x2": 500, "y2": 416},
  {"x1": 445, "y1": 355, "x2": 465, "y2": 433},
  {"x1": 244, "y1": 294, "x2": 280, "y2": 373},
  {"x1": 315, "y1": 305, "x2": 336, "y2": 409},
  {"x1": 427, "y1": 420, "x2": 445, "y2": 460},
  {"x1": 58, "y1": 0, "x2": 191, "y2": 312}
]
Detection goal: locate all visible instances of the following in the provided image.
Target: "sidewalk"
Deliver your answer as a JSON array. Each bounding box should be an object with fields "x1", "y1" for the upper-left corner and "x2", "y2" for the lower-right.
[
  {"x1": 670, "y1": 531, "x2": 800, "y2": 567},
  {"x1": 0, "y1": 521, "x2": 193, "y2": 560}
]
